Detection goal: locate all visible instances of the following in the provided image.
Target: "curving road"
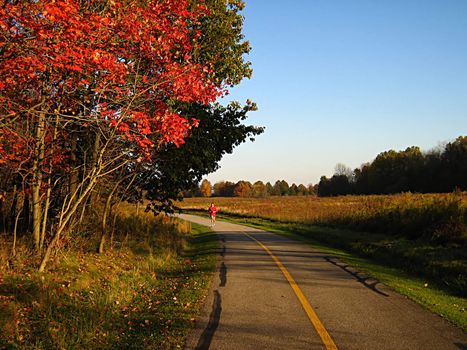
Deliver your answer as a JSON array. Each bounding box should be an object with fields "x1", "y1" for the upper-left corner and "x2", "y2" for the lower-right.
[{"x1": 181, "y1": 214, "x2": 467, "y2": 350}]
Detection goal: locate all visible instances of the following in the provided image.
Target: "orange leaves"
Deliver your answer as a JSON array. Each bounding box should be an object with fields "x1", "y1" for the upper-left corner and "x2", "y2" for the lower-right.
[
  {"x1": 1, "y1": 0, "x2": 224, "y2": 189},
  {"x1": 156, "y1": 112, "x2": 195, "y2": 147},
  {"x1": 130, "y1": 112, "x2": 152, "y2": 136},
  {"x1": 118, "y1": 123, "x2": 130, "y2": 133},
  {"x1": 44, "y1": 1, "x2": 79, "y2": 22},
  {"x1": 2, "y1": 0, "x2": 221, "y2": 110},
  {"x1": 64, "y1": 64, "x2": 83, "y2": 73},
  {"x1": 0, "y1": 129, "x2": 31, "y2": 165}
]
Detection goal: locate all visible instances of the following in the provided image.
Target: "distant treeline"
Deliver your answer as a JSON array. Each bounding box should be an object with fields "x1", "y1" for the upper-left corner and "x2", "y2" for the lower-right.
[
  {"x1": 318, "y1": 136, "x2": 467, "y2": 196},
  {"x1": 192, "y1": 136, "x2": 466, "y2": 198},
  {"x1": 190, "y1": 179, "x2": 316, "y2": 198}
]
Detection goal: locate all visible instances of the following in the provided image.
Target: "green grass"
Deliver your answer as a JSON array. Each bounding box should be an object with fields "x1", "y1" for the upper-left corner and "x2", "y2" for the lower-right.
[
  {"x1": 0, "y1": 220, "x2": 218, "y2": 349},
  {"x1": 199, "y1": 211, "x2": 467, "y2": 331}
]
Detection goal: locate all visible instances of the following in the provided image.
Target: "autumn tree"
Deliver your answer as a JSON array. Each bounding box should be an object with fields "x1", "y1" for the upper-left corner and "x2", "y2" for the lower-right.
[
  {"x1": 307, "y1": 184, "x2": 315, "y2": 196},
  {"x1": 234, "y1": 181, "x2": 252, "y2": 197},
  {"x1": 252, "y1": 181, "x2": 268, "y2": 197},
  {"x1": 0, "y1": 0, "x2": 225, "y2": 270},
  {"x1": 213, "y1": 182, "x2": 225, "y2": 197},
  {"x1": 199, "y1": 180, "x2": 213, "y2": 197},
  {"x1": 0, "y1": 0, "x2": 264, "y2": 271},
  {"x1": 273, "y1": 180, "x2": 290, "y2": 196}
]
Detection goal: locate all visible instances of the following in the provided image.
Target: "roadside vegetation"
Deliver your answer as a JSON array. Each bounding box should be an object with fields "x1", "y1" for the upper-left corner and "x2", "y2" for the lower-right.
[
  {"x1": 180, "y1": 193, "x2": 467, "y2": 329},
  {"x1": 0, "y1": 205, "x2": 218, "y2": 349}
]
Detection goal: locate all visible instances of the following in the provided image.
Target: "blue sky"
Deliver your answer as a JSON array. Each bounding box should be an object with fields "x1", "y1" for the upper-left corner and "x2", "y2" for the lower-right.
[{"x1": 206, "y1": 0, "x2": 467, "y2": 185}]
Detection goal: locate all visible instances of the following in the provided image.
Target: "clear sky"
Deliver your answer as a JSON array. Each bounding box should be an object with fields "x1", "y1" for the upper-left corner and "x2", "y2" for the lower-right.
[{"x1": 206, "y1": 0, "x2": 467, "y2": 186}]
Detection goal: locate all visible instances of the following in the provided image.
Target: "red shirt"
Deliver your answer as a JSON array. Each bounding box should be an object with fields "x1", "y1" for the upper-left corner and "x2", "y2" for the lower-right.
[{"x1": 209, "y1": 205, "x2": 217, "y2": 217}]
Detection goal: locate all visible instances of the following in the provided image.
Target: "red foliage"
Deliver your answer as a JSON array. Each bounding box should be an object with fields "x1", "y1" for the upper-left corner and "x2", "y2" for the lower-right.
[
  {"x1": 0, "y1": 0, "x2": 222, "y2": 164},
  {"x1": 0, "y1": 129, "x2": 31, "y2": 166}
]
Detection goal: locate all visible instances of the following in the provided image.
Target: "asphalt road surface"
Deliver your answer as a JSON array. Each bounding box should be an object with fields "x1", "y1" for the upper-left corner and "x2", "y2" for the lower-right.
[{"x1": 180, "y1": 214, "x2": 467, "y2": 350}]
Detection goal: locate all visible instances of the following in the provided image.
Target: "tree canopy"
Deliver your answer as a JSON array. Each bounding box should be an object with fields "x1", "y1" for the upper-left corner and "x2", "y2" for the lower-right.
[{"x1": 0, "y1": 0, "x2": 262, "y2": 271}]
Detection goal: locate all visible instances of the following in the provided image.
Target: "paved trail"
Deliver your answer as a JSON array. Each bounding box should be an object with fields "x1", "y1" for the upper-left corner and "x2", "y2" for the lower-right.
[{"x1": 181, "y1": 214, "x2": 466, "y2": 350}]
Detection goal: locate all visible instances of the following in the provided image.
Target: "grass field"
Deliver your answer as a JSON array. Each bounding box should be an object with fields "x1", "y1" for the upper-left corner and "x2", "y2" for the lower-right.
[
  {"x1": 179, "y1": 193, "x2": 467, "y2": 329},
  {"x1": 0, "y1": 205, "x2": 218, "y2": 349},
  {"x1": 181, "y1": 193, "x2": 467, "y2": 245},
  {"x1": 179, "y1": 193, "x2": 467, "y2": 243}
]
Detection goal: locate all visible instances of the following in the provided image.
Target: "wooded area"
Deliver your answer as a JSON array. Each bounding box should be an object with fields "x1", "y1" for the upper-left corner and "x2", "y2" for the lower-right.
[
  {"x1": 318, "y1": 136, "x2": 467, "y2": 196},
  {"x1": 0, "y1": 0, "x2": 261, "y2": 271}
]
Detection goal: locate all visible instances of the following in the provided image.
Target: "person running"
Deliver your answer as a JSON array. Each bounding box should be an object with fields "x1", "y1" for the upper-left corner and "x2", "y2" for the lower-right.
[{"x1": 208, "y1": 203, "x2": 217, "y2": 227}]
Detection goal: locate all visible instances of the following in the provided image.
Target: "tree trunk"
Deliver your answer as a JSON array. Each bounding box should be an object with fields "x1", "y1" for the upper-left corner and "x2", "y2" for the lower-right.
[
  {"x1": 38, "y1": 225, "x2": 63, "y2": 272},
  {"x1": 40, "y1": 186, "x2": 52, "y2": 250},
  {"x1": 98, "y1": 181, "x2": 120, "y2": 254},
  {"x1": 32, "y1": 185, "x2": 41, "y2": 250},
  {"x1": 40, "y1": 115, "x2": 59, "y2": 250},
  {"x1": 22, "y1": 195, "x2": 31, "y2": 232},
  {"x1": 78, "y1": 194, "x2": 88, "y2": 226},
  {"x1": 69, "y1": 136, "x2": 78, "y2": 204},
  {"x1": 32, "y1": 111, "x2": 46, "y2": 251},
  {"x1": 110, "y1": 212, "x2": 117, "y2": 250},
  {"x1": 39, "y1": 175, "x2": 98, "y2": 272},
  {"x1": 12, "y1": 200, "x2": 23, "y2": 258},
  {"x1": 97, "y1": 171, "x2": 134, "y2": 254},
  {"x1": 89, "y1": 132, "x2": 101, "y2": 207}
]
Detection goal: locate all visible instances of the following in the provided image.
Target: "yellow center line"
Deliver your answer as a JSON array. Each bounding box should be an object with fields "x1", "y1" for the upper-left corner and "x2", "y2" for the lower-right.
[{"x1": 242, "y1": 231, "x2": 338, "y2": 350}]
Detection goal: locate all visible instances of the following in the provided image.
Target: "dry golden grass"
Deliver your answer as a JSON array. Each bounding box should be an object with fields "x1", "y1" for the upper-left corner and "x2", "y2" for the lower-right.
[
  {"x1": 180, "y1": 193, "x2": 464, "y2": 221},
  {"x1": 179, "y1": 192, "x2": 467, "y2": 243},
  {"x1": 0, "y1": 203, "x2": 216, "y2": 349}
]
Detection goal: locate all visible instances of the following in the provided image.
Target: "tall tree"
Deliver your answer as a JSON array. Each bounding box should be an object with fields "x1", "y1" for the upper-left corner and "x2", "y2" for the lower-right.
[
  {"x1": 265, "y1": 182, "x2": 274, "y2": 196},
  {"x1": 297, "y1": 184, "x2": 308, "y2": 196},
  {"x1": 442, "y1": 136, "x2": 467, "y2": 191},
  {"x1": 199, "y1": 179, "x2": 213, "y2": 197},
  {"x1": 233, "y1": 180, "x2": 252, "y2": 197},
  {"x1": 252, "y1": 181, "x2": 268, "y2": 197},
  {"x1": 0, "y1": 0, "x2": 225, "y2": 270}
]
